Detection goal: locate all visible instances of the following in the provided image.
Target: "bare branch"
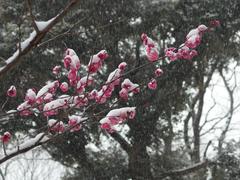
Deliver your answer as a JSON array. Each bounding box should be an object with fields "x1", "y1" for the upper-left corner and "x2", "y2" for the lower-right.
[
  {"x1": 203, "y1": 140, "x2": 212, "y2": 159},
  {"x1": 157, "y1": 160, "x2": 212, "y2": 178},
  {"x1": 26, "y1": 0, "x2": 40, "y2": 33},
  {"x1": 217, "y1": 69, "x2": 234, "y2": 155}
]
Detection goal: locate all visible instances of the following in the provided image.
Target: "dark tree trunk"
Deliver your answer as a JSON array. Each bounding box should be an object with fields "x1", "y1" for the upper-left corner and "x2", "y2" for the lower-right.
[{"x1": 128, "y1": 142, "x2": 153, "y2": 180}]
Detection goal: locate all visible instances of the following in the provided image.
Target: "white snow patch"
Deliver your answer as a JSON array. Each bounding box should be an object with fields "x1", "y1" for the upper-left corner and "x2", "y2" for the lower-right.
[{"x1": 35, "y1": 17, "x2": 56, "y2": 31}]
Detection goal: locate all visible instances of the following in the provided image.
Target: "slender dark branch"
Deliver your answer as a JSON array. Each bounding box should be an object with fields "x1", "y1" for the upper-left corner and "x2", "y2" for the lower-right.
[
  {"x1": 26, "y1": 0, "x2": 40, "y2": 33},
  {"x1": 218, "y1": 69, "x2": 234, "y2": 155},
  {"x1": 157, "y1": 160, "x2": 213, "y2": 178},
  {"x1": 203, "y1": 140, "x2": 212, "y2": 158}
]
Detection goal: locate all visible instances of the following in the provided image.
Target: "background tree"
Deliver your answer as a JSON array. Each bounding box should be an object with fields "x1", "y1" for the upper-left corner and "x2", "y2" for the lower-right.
[{"x1": 0, "y1": 0, "x2": 240, "y2": 180}]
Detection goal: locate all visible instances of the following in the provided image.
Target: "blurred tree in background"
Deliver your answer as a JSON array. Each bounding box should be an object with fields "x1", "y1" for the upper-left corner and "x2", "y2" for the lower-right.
[{"x1": 0, "y1": 0, "x2": 240, "y2": 179}]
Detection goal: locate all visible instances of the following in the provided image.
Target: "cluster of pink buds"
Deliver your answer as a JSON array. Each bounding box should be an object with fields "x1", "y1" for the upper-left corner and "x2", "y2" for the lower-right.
[
  {"x1": 91, "y1": 62, "x2": 127, "y2": 104},
  {"x1": 141, "y1": 33, "x2": 159, "y2": 62},
  {"x1": 165, "y1": 24, "x2": 208, "y2": 61},
  {"x1": 100, "y1": 107, "x2": 136, "y2": 132},
  {"x1": 48, "y1": 119, "x2": 65, "y2": 133},
  {"x1": 68, "y1": 115, "x2": 84, "y2": 132},
  {"x1": 1, "y1": 132, "x2": 11, "y2": 143},
  {"x1": 88, "y1": 50, "x2": 109, "y2": 73},
  {"x1": 119, "y1": 79, "x2": 140, "y2": 101},
  {"x1": 63, "y1": 49, "x2": 81, "y2": 85}
]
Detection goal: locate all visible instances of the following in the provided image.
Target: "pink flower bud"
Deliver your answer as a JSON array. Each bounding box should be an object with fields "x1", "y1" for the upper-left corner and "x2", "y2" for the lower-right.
[
  {"x1": 148, "y1": 79, "x2": 157, "y2": 90},
  {"x1": 146, "y1": 46, "x2": 159, "y2": 62},
  {"x1": 210, "y1": 20, "x2": 220, "y2": 27},
  {"x1": 7, "y1": 85, "x2": 17, "y2": 97},
  {"x1": 63, "y1": 56, "x2": 71, "y2": 69},
  {"x1": 60, "y1": 82, "x2": 69, "y2": 92},
  {"x1": 52, "y1": 65, "x2": 61, "y2": 75},
  {"x1": 197, "y1": 24, "x2": 208, "y2": 32},
  {"x1": 25, "y1": 89, "x2": 36, "y2": 104},
  {"x1": 118, "y1": 62, "x2": 127, "y2": 71},
  {"x1": 98, "y1": 50, "x2": 109, "y2": 60},
  {"x1": 68, "y1": 69, "x2": 77, "y2": 82},
  {"x1": 119, "y1": 88, "x2": 129, "y2": 101},
  {"x1": 68, "y1": 119, "x2": 81, "y2": 132},
  {"x1": 1, "y1": 132, "x2": 11, "y2": 143},
  {"x1": 155, "y1": 68, "x2": 163, "y2": 77},
  {"x1": 100, "y1": 123, "x2": 114, "y2": 133},
  {"x1": 88, "y1": 61, "x2": 102, "y2": 74}
]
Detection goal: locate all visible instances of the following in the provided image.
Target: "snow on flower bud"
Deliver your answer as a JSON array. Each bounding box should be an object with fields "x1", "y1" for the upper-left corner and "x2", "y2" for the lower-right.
[
  {"x1": 63, "y1": 49, "x2": 80, "y2": 71},
  {"x1": 197, "y1": 24, "x2": 208, "y2": 32},
  {"x1": 60, "y1": 82, "x2": 69, "y2": 92},
  {"x1": 79, "y1": 76, "x2": 94, "y2": 87},
  {"x1": 36, "y1": 81, "x2": 59, "y2": 99},
  {"x1": 148, "y1": 79, "x2": 157, "y2": 90},
  {"x1": 97, "y1": 50, "x2": 109, "y2": 60},
  {"x1": 25, "y1": 89, "x2": 36, "y2": 104},
  {"x1": 43, "y1": 96, "x2": 69, "y2": 116},
  {"x1": 17, "y1": 101, "x2": 32, "y2": 116},
  {"x1": 68, "y1": 115, "x2": 84, "y2": 132},
  {"x1": 121, "y1": 79, "x2": 139, "y2": 92},
  {"x1": 52, "y1": 65, "x2": 61, "y2": 75},
  {"x1": 65, "y1": 48, "x2": 77, "y2": 56},
  {"x1": 43, "y1": 93, "x2": 53, "y2": 102},
  {"x1": 155, "y1": 68, "x2": 163, "y2": 77},
  {"x1": 48, "y1": 119, "x2": 65, "y2": 133},
  {"x1": 146, "y1": 46, "x2": 159, "y2": 62},
  {"x1": 7, "y1": 85, "x2": 17, "y2": 97},
  {"x1": 88, "y1": 50, "x2": 108, "y2": 73},
  {"x1": 1, "y1": 132, "x2": 11, "y2": 143},
  {"x1": 141, "y1": 33, "x2": 159, "y2": 62},
  {"x1": 99, "y1": 107, "x2": 136, "y2": 133},
  {"x1": 63, "y1": 55, "x2": 80, "y2": 71},
  {"x1": 118, "y1": 62, "x2": 127, "y2": 71},
  {"x1": 185, "y1": 34, "x2": 201, "y2": 49}
]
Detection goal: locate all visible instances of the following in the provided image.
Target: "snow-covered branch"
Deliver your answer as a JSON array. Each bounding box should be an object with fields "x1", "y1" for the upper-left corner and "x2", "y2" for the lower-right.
[
  {"x1": 0, "y1": 133, "x2": 49, "y2": 164},
  {"x1": 0, "y1": 0, "x2": 80, "y2": 79}
]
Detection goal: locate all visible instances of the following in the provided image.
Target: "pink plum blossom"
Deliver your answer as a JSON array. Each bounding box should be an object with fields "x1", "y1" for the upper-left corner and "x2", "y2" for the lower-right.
[
  {"x1": 52, "y1": 65, "x2": 61, "y2": 75},
  {"x1": 148, "y1": 79, "x2": 157, "y2": 90},
  {"x1": 7, "y1": 85, "x2": 16, "y2": 97},
  {"x1": 1, "y1": 132, "x2": 11, "y2": 143},
  {"x1": 155, "y1": 68, "x2": 163, "y2": 77},
  {"x1": 60, "y1": 82, "x2": 69, "y2": 92},
  {"x1": 25, "y1": 89, "x2": 36, "y2": 104},
  {"x1": 48, "y1": 119, "x2": 65, "y2": 133},
  {"x1": 88, "y1": 50, "x2": 108, "y2": 73},
  {"x1": 141, "y1": 33, "x2": 159, "y2": 62}
]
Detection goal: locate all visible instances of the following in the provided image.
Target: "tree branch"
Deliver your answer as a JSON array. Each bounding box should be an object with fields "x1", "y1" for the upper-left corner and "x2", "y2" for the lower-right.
[
  {"x1": 110, "y1": 131, "x2": 132, "y2": 153},
  {"x1": 157, "y1": 160, "x2": 212, "y2": 178},
  {"x1": 0, "y1": 0, "x2": 80, "y2": 79}
]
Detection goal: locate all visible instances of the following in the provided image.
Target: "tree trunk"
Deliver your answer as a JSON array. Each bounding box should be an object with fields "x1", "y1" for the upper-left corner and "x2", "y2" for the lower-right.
[{"x1": 128, "y1": 142, "x2": 153, "y2": 180}]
